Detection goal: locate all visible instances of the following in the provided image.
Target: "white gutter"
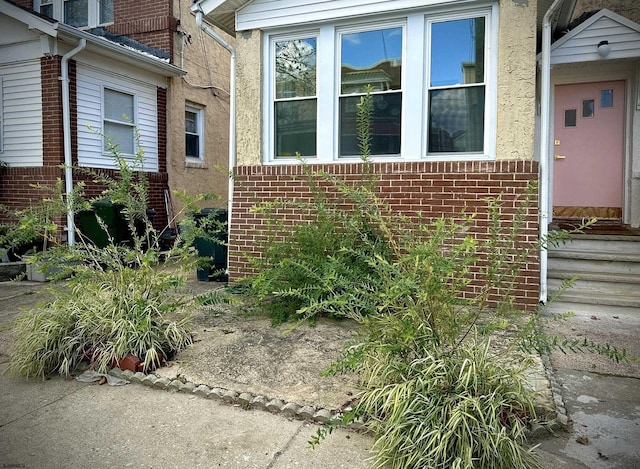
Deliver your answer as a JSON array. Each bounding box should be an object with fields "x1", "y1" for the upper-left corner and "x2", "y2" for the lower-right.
[
  {"x1": 61, "y1": 38, "x2": 86, "y2": 246},
  {"x1": 539, "y1": 0, "x2": 564, "y2": 303},
  {"x1": 194, "y1": 7, "x2": 236, "y2": 272}
]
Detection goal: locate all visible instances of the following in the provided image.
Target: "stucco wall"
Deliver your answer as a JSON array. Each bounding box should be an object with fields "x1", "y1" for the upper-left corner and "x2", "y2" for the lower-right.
[
  {"x1": 495, "y1": 0, "x2": 537, "y2": 161},
  {"x1": 233, "y1": 1, "x2": 538, "y2": 164},
  {"x1": 166, "y1": 0, "x2": 234, "y2": 214},
  {"x1": 235, "y1": 30, "x2": 263, "y2": 167}
]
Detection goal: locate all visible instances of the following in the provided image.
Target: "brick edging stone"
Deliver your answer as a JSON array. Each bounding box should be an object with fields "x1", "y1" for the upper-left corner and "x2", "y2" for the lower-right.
[{"x1": 108, "y1": 368, "x2": 362, "y2": 429}]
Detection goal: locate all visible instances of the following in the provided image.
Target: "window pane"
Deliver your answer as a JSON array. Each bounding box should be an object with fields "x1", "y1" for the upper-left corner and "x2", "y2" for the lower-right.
[
  {"x1": 428, "y1": 87, "x2": 484, "y2": 153},
  {"x1": 100, "y1": 0, "x2": 114, "y2": 24},
  {"x1": 601, "y1": 89, "x2": 613, "y2": 108},
  {"x1": 275, "y1": 99, "x2": 317, "y2": 157},
  {"x1": 564, "y1": 109, "x2": 576, "y2": 127},
  {"x1": 340, "y1": 92, "x2": 402, "y2": 156},
  {"x1": 40, "y1": 2, "x2": 53, "y2": 18},
  {"x1": 104, "y1": 122, "x2": 134, "y2": 154},
  {"x1": 105, "y1": 89, "x2": 134, "y2": 123},
  {"x1": 64, "y1": 0, "x2": 88, "y2": 27},
  {"x1": 275, "y1": 38, "x2": 316, "y2": 99},
  {"x1": 582, "y1": 99, "x2": 594, "y2": 118},
  {"x1": 341, "y1": 27, "x2": 402, "y2": 94},
  {"x1": 186, "y1": 134, "x2": 199, "y2": 159},
  {"x1": 430, "y1": 17, "x2": 485, "y2": 87},
  {"x1": 185, "y1": 111, "x2": 198, "y2": 134}
]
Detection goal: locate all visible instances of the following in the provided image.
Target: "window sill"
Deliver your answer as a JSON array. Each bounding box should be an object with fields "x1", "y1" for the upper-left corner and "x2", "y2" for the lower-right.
[{"x1": 185, "y1": 159, "x2": 207, "y2": 169}]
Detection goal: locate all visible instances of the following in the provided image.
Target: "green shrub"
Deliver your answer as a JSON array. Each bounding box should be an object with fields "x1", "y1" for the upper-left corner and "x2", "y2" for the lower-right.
[{"x1": 6, "y1": 132, "x2": 227, "y2": 378}]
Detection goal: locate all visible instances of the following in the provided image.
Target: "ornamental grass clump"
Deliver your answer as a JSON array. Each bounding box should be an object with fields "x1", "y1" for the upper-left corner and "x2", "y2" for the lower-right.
[{"x1": 6, "y1": 132, "x2": 228, "y2": 378}]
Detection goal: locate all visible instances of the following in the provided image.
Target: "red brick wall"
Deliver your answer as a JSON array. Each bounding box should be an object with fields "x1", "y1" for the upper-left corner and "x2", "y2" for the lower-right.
[
  {"x1": 109, "y1": 0, "x2": 176, "y2": 59},
  {"x1": 41, "y1": 56, "x2": 64, "y2": 167},
  {"x1": 230, "y1": 160, "x2": 540, "y2": 310}
]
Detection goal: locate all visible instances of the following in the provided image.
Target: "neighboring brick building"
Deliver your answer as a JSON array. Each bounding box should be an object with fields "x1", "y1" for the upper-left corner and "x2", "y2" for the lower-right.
[{"x1": 0, "y1": 0, "x2": 232, "y2": 239}]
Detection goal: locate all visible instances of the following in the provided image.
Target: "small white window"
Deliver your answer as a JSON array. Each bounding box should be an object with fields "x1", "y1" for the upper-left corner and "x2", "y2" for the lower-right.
[
  {"x1": 35, "y1": 1, "x2": 112, "y2": 27},
  {"x1": 103, "y1": 88, "x2": 135, "y2": 155},
  {"x1": 185, "y1": 104, "x2": 204, "y2": 160}
]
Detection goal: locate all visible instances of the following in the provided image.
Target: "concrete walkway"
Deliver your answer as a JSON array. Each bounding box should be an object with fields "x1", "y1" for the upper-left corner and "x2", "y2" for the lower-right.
[{"x1": 1, "y1": 280, "x2": 638, "y2": 468}]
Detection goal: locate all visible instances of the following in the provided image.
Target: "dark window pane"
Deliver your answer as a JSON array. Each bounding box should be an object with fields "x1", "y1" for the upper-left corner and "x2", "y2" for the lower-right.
[
  {"x1": 582, "y1": 99, "x2": 594, "y2": 118},
  {"x1": 601, "y1": 89, "x2": 613, "y2": 108},
  {"x1": 40, "y1": 3, "x2": 53, "y2": 18},
  {"x1": 275, "y1": 38, "x2": 316, "y2": 99},
  {"x1": 431, "y1": 17, "x2": 485, "y2": 87},
  {"x1": 340, "y1": 93, "x2": 402, "y2": 157},
  {"x1": 186, "y1": 134, "x2": 199, "y2": 158},
  {"x1": 428, "y1": 87, "x2": 484, "y2": 153},
  {"x1": 275, "y1": 99, "x2": 317, "y2": 157},
  {"x1": 100, "y1": 0, "x2": 114, "y2": 24},
  {"x1": 341, "y1": 27, "x2": 402, "y2": 94},
  {"x1": 565, "y1": 109, "x2": 576, "y2": 127},
  {"x1": 64, "y1": 0, "x2": 88, "y2": 27}
]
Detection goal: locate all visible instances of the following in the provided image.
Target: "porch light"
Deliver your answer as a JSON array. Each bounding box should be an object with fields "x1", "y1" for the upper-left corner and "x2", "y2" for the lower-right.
[{"x1": 597, "y1": 40, "x2": 611, "y2": 58}]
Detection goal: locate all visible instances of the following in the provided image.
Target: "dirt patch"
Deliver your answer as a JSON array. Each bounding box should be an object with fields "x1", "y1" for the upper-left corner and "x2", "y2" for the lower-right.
[{"x1": 156, "y1": 303, "x2": 361, "y2": 410}]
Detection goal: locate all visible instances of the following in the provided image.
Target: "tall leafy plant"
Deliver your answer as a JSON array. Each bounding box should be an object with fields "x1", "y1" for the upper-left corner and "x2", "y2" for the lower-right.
[{"x1": 7, "y1": 134, "x2": 227, "y2": 378}]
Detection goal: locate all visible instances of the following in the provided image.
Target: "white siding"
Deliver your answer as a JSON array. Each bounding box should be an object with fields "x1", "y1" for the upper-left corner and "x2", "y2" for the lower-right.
[
  {"x1": 76, "y1": 63, "x2": 159, "y2": 172},
  {"x1": 237, "y1": 0, "x2": 466, "y2": 31},
  {"x1": 0, "y1": 60, "x2": 43, "y2": 167},
  {"x1": 551, "y1": 13, "x2": 640, "y2": 65}
]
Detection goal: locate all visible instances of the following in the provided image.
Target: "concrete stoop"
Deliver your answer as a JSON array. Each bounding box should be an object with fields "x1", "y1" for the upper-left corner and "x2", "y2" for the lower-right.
[{"x1": 547, "y1": 235, "x2": 640, "y2": 315}]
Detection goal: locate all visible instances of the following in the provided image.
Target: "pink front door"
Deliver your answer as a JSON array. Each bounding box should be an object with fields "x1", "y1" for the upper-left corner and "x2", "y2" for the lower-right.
[{"x1": 553, "y1": 80, "x2": 625, "y2": 220}]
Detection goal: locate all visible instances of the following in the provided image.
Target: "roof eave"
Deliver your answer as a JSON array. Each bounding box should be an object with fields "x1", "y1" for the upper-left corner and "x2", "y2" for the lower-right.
[
  {"x1": 191, "y1": 0, "x2": 252, "y2": 37},
  {"x1": 56, "y1": 23, "x2": 185, "y2": 77}
]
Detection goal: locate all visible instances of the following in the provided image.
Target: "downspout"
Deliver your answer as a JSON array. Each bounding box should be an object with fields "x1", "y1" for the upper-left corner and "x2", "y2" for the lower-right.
[
  {"x1": 539, "y1": 0, "x2": 564, "y2": 303},
  {"x1": 194, "y1": 8, "x2": 236, "y2": 273},
  {"x1": 61, "y1": 38, "x2": 86, "y2": 246}
]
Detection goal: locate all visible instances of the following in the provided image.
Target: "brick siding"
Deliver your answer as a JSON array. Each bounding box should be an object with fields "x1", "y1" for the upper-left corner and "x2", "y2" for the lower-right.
[
  {"x1": 230, "y1": 160, "x2": 540, "y2": 310},
  {"x1": 109, "y1": 0, "x2": 176, "y2": 59}
]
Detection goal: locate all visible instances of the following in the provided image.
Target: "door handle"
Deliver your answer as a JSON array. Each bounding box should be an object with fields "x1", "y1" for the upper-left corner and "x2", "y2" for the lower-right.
[{"x1": 554, "y1": 155, "x2": 566, "y2": 160}]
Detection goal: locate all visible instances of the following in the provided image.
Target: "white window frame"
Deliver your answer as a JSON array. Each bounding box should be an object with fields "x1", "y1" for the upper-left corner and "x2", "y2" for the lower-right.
[
  {"x1": 263, "y1": 4, "x2": 498, "y2": 164},
  {"x1": 102, "y1": 86, "x2": 137, "y2": 158},
  {"x1": 34, "y1": 0, "x2": 114, "y2": 28},
  {"x1": 185, "y1": 103, "x2": 205, "y2": 162}
]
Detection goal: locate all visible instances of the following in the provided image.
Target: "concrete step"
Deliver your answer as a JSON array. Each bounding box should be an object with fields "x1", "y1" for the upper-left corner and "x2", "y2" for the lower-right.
[
  {"x1": 548, "y1": 237, "x2": 640, "y2": 255},
  {"x1": 548, "y1": 277, "x2": 640, "y2": 305},
  {"x1": 543, "y1": 297, "x2": 640, "y2": 316},
  {"x1": 548, "y1": 257, "x2": 640, "y2": 275}
]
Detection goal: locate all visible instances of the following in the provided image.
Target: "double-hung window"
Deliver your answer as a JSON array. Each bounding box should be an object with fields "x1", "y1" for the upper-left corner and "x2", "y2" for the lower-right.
[
  {"x1": 35, "y1": 0, "x2": 114, "y2": 27},
  {"x1": 339, "y1": 26, "x2": 403, "y2": 157},
  {"x1": 427, "y1": 16, "x2": 486, "y2": 154},
  {"x1": 265, "y1": 5, "x2": 496, "y2": 163},
  {"x1": 185, "y1": 104, "x2": 204, "y2": 161},
  {"x1": 103, "y1": 88, "x2": 135, "y2": 156},
  {"x1": 273, "y1": 37, "x2": 317, "y2": 158}
]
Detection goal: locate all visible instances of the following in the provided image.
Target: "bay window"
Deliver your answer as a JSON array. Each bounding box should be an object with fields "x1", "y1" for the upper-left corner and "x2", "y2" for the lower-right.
[{"x1": 265, "y1": 6, "x2": 496, "y2": 163}]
